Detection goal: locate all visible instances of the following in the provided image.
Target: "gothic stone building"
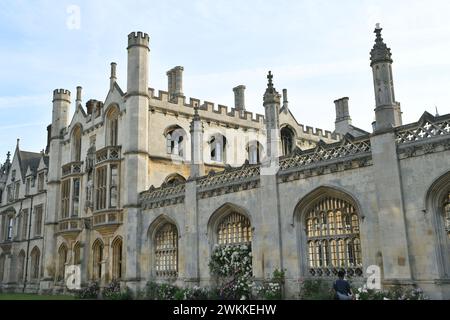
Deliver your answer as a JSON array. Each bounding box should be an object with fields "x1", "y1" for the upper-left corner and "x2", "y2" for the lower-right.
[{"x1": 0, "y1": 26, "x2": 449, "y2": 299}]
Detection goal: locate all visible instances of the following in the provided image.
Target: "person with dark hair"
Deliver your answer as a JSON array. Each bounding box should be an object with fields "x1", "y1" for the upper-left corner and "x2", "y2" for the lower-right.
[{"x1": 333, "y1": 270, "x2": 354, "y2": 300}]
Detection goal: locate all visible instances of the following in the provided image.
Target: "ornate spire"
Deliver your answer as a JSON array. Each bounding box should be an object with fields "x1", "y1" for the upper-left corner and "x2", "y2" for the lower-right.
[
  {"x1": 263, "y1": 71, "x2": 280, "y2": 106},
  {"x1": 370, "y1": 23, "x2": 393, "y2": 66},
  {"x1": 6, "y1": 151, "x2": 11, "y2": 163}
]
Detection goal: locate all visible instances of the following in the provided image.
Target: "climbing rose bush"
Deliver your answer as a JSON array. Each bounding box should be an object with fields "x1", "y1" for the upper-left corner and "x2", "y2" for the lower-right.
[{"x1": 209, "y1": 244, "x2": 253, "y2": 300}]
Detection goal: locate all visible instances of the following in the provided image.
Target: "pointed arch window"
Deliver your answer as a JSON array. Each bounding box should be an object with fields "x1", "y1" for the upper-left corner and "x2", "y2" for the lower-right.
[
  {"x1": 166, "y1": 126, "x2": 186, "y2": 159},
  {"x1": 247, "y1": 141, "x2": 263, "y2": 164},
  {"x1": 106, "y1": 107, "x2": 119, "y2": 146},
  {"x1": 281, "y1": 127, "x2": 295, "y2": 156},
  {"x1": 73, "y1": 242, "x2": 81, "y2": 265},
  {"x1": 92, "y1": 240, "x2": 104, "y2": 281},
  {"x1": 164, "y1": 174, "x2": 186, "y2": 186},
  {"x1": 112, "y1": 237, "x2": 123, "y2": 280},
  {"x1": 17, "y1": 250, "x2": 25, "y2": 282},
  {"x1": 58, "y1": 244, "x2": 68, "y2": 281},
  {"x1": 210, "y1": 134, "x2": 226, "y2": 163},
  {"x1": 217, "y1": 212, "x2": 252, "y2": 245},
  {"x1": 72, "y1": 126, "x2": 82, "y2": 162},
  {"x1": 30, "y1": 247, "x2": 40, "y2": 281},
  {"x1": 305, "y1": 196, "x2": 362, "y2": 277},
  {"x1": 154, "y1": 223, "x2": 178, "y2": 277}
]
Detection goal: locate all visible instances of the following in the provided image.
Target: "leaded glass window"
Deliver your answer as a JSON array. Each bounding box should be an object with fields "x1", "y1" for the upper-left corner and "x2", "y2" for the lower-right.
[
  {"x1": 92, "y1": 240, "x2": 103, "y2": 280},
  {"x1": 61, "y1": 180, "x2": 70, "y2": 219},
  {"x1": 217, "y1": 212, "x2": 252, "y2": 245},
  {"x1": 155, "y1": 223, "x2": 178, "y2": 277},
  {"x1": 305, "y1": 196, "x2": 362, "y2": 277}
]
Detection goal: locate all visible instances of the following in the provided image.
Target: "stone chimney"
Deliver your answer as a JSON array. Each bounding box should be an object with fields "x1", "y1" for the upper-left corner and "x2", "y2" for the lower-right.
[
  {"x1": 110, "y1": 62, "x2": 117, "y2": 91},
  {"x1": 167, "y1": 66, "x2": 184, "y2": 102},
  {"x1": 76, "y1": 86, "x2": 82, "y2": 107},
  {"x1": 233, "y1": 85, "x2": 246, "y2": 111},
  {"x1": 334, "y1": 97, "x2": 352, "y2": 135},
  {"x1": 282, "y1": 89, "x2": 289, "y2": 113}
]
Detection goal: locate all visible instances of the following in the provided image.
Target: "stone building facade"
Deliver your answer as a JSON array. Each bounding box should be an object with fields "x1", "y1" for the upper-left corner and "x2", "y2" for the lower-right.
[{"x1": 0, "y1": 26, "x2": 449, "y2": 299}]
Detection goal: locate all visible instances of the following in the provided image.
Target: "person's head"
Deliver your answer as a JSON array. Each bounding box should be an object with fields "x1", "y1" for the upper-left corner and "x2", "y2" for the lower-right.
[{"x1": 337, "y1": 270, "x2": 346, "y2": 279}]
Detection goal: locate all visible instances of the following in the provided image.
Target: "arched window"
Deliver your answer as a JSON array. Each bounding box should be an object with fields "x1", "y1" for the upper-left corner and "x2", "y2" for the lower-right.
[
  {"x1": 73, "y1": 242, "x2": 81, "y2": 265},
  {"x1": 106, "y1": 107, "x2": 119, "y2": 146},
  {"x1": 112, "y1": 237, "x2": 123, "y2": 280},
  {"x1": 58, "y1": 244, "x2": 68, "y2": 281},
  {"x1": 0, "y1": 253, "x2": 5, "y2": 282},
  {"x1": 247, "y1": 141, "x2": 264, "y2": 164},
  {"x1": 304, "y1": 196, "x2": 362, "y2": 277},
  {"x1": 164, "y1": 174, "x2": 186, "y2": 186},
  {"x1": 154, "y1": 223, "x2": 178, "y2": 277},
  {"x1": 444, "y1": 191, "x2": 450, "y2": 239},
  {"x1": 72, "y1": 125, "x2": 82, "y2": 162},
  {"x1": 6, "y1": 215, "x2": 14, "y2": 241},
  {"x1": 217, "y1": 212, "x2": 252, "y2": 245},
  {"x1": 281, "y1": 127, "x2": 295, "y2": 156},
  {"x1": 166, "y1": 126, "x2": 186, "y2": 159},
  {"x1": 92, "y1": 239, "x2": 104, "y2": 281},
  {"x1": 209, "y1": 134, "x2": 227, "y2": 163},
  {"x1": 17, "y1": 250, "x2": 25, "y2": 282},
  {"x1": 30, "y1": 247, "x2": 40, "y2": 281}
]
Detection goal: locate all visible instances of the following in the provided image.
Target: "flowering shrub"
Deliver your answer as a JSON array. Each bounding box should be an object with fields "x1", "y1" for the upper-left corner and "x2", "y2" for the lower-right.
[
  {"x1": 142, "y1": 281, "x2": 214, "y2": 300},
  {"x1": 75, "y1": 281, "x2": 100, "y2": 299},
  {"x1": 102, "y1": 280, "x2": 132, "y2": 300},
  {"x1": 182, "y1": 286, "x2": 211, "y2": 300},
  {"x1": 254, "y1": 269, "x2": 285, "y2": 300},
  {"x1": 355, "y1": 284, "x2": 428, "y2": 300},
  {"x1": 209, "y1": 244, "x2": 253, "y2": 300}
]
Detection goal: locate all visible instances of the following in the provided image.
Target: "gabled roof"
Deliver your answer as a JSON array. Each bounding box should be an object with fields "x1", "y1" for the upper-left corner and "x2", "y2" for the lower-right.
[{"x1": 18, "y1": 150, "x2": 41, "y2": 180}]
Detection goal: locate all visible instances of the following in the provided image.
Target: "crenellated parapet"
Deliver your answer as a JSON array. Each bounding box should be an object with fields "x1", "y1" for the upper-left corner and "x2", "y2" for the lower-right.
[
  {"x1": 297, "y1": 124, "x2": 341, "y2": 141},
  {"x1": 53, "y1": 89, "x2": 71, "y2": 102},
  {"x1": 148, "y1": 88, "x2": 265, "y2": 127},
  {"x1": 127, "y1": 31, "x2": 150, "y2": 49}
]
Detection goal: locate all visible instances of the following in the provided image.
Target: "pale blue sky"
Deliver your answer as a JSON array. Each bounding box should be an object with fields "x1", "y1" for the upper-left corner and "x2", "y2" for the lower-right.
[{"x1": 1, "y1": 0, "x2": 450, "y2": 161}]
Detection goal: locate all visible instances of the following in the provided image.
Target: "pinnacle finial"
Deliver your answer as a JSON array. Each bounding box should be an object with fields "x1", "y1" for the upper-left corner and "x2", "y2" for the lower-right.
[
  {"x1": 193, "y1": 105, "x2": 200, "y2": 121},
  {"x1": 16, "y1": 138, "x2": 20, "y2": 148},
  {"x1": 370, "y1": 23, "x2": 393, "y2": 66},
  {"x1": 6, "y1": 151, "x2": 11, "y2": 162},
  {"x1": 267, "y1": 71, "x2": 274, "y2": 88}
]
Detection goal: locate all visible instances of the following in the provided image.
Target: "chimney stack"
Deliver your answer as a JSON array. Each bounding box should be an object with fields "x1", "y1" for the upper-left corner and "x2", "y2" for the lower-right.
[
  {"x1": 110, "y1": 62, "x2": 117, "y2": 90},
  {"x1": 76, "y1": 86, "x2": 82, "y2": 107},
  {"x1": 282, "y1": 89, "x2": 289, "y2": 113},
  {"x1": 334, "y1": 97, "x2": 352, "y2": 135},
  {"x1": 167, "y1": 66, "x2": 184, "y2": 101},
  {"x1": 233, "y1": 85, "x2": 246, "y2": 112}
]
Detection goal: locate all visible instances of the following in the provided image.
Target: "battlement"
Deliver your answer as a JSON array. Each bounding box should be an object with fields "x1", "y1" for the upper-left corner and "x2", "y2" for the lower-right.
[
  {"x1": 127, "y1": 31, "x2": 150, "y2": 48},
  {"x1": 53, "y1": 89, "x2": 71, "y2": 97},
  {"x1": 297, "y1": 124, "x2": 341, "y2": 140},
  {"x1": 53, "y1": 89, "x2": 71, "y2": 102},
  {"x1": 148, "y1": 88, "x2": 265, "y2": 125}
]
